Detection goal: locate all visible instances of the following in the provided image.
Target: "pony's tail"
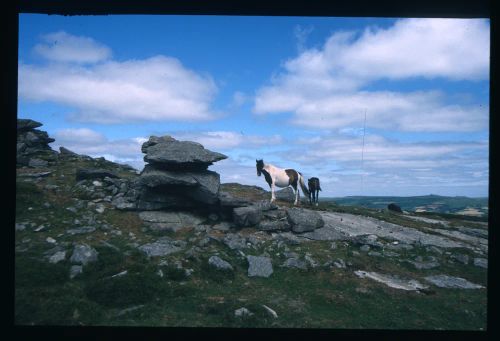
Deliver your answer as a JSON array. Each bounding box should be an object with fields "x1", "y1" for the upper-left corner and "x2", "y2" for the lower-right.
[{"x1": 298, "y1": 173, "x2": 310, "y2": 197}]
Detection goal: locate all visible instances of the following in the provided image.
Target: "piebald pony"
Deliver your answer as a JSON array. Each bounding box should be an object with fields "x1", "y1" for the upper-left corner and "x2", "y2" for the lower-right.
[{"x1": 256, "y1": 159, "x2": 309, "y2": 205}]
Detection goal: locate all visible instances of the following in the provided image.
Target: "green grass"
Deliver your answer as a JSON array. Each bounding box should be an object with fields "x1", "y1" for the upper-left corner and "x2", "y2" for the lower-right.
[{"x1": 14, "y1": 154, "x2": 487, "y2": 329}]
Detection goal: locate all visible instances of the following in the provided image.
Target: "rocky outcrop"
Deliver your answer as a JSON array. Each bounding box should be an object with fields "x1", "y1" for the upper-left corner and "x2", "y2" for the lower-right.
[
  {"x1": 17, "y1": 119, "x2": 57, "y2": 167},
  {"x1": 134, "y1": 136, "x2": 228, "y2": 211}
]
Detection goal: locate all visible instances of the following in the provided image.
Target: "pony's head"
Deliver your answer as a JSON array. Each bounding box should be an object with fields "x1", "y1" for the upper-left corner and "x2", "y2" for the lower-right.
[{"x1": 256, "y1": 159, "x2": 264, "y2": 176}]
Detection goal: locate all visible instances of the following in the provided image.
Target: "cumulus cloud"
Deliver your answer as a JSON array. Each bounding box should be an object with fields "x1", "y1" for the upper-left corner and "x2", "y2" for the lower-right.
[
  {"x1": 171, "y1": 131, "x2": 283, "y2": 150},
  {"x1": 34, "y1": 31, "x2": 112, "y2": 64},
  {"x1": 254, "y1": 18, "x2": 490, "y2": 133},
  {"x1": 277, "y1": 132, "x2": 488, "y2": 196},
  {"x1": 52, "y1": 128, "x2": 146, "y2": 170},
  {"x1": 19, "y1": 33, "x2": 219, "y2": 124}
]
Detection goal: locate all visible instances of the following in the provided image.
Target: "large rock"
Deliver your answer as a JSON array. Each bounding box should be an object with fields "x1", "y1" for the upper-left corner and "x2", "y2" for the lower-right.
[
  {"x1": 247, "y1": 255, "x2": 273, "y2": 278},
  {"x1": 17, "y1": 119, "x2": 43, "y2": 131},
  {"x1": 143, "y1": 136, "x2": 227, "y2": 170},
  {"x1": 233, "y1": 206, "x2": 263, "y2": 227},
  {"x1": 275, "y1": 187, "x2": 295, "y2": 202},
  {"x1": 286, "y1": 208, "x2": 324, "y2": 233}
]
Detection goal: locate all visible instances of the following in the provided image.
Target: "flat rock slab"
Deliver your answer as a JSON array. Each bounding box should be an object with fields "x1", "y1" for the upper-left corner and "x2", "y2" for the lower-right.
[
  {"x1": 143, "y1": 137, "x2": 227, "y2": 169},
  {"x1": 354, "y1": 270, "x2": 429, "y2": 291},
  {"x1": 424, "y1": 275, "x2": 485, "y2": 289},
  {"x1": 403, "y1": 215, "x2": 450, "y2": 226},
  {"x1": 428, "y1": 228, "x2": 488, "y2": 252},
  {"x1": 139, "y1": 211, "x2": 205, "y2": 232},
  {"x1": 138, "y1": 237, "x2": 186, "y2": 257},
  {"x1": 319, "y1": 212, "x2": 466, "y2": 249},
  {"x1": 247, "y1": 255, "x2": 273, "y2": 278}
]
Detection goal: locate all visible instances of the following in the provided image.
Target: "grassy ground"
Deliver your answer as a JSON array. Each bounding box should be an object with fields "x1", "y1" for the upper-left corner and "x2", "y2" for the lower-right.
[{"x1": 14, "y1": 157, "x2": 487, "y2": 329}]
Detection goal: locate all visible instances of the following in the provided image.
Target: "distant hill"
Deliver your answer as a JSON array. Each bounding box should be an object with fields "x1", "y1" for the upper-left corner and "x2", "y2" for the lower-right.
[{"x1": 323, "y1": 195, "x2": 488, "y2": 217}]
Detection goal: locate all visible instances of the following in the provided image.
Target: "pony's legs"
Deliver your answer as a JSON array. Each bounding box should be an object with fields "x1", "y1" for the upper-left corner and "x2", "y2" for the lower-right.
[
  {"x1": 270, "y1": 182, "x2": 276, "y2": 203},
  {"x1": 315, "y1": 190, "x2": 319, "y2": 206},
  {"x1": 293, "y1": 186, "x2": 300, "y2": 205}
]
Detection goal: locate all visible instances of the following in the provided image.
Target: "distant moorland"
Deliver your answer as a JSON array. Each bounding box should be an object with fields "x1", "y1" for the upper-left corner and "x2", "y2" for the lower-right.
[{"x1": 323, "y1": 195, "x2": 488, "y2": 218}]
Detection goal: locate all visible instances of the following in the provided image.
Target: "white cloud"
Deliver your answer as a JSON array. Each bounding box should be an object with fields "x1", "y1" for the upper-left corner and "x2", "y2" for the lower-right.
[
  {"x1": 54, "y1": 128, "x2": 107, "y2": 145},
  {"x1": 332, "y1": 18, "x2": 490, "y2": 81},
  {"x1": 171, "y1": 131, "x2": 283, "y2": 150},
  {"x1": 52, "y1": 128, "x2": 146, "y2": 170},
  {"x1": 34, "y1": 31, "x2": 112, "y2": 64},
  {"x1": 254, "y1": 18, "x2": 490, "y2": 133},
  {"x1": 19, "y1": 33, "x2": 219, "y2": 124}
]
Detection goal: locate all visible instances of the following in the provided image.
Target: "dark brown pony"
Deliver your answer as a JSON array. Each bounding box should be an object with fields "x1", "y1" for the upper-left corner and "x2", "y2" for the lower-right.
[{"x1": 308, "y1": 177, "x2": 322, "y2": 206}]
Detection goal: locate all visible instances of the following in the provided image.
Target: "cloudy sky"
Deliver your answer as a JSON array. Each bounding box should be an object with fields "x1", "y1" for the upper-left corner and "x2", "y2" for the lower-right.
[{"x1": 18, "y1": 15, "x2": 490, "y2": 197}]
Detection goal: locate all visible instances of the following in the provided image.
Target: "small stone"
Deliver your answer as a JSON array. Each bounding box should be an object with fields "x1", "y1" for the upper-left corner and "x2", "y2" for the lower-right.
[
  {"x1": 473, "y1": 258, "x2": 488, "y2": 269},
  {"x1": 48, "y1": 251, "x2": 66, "y2": 264},
  {"x1": 70, "y1": 265, "x2": 83, "y2": 279},
  {"x1": 360, "y1": 245, "x2": 370, "y2": 252},
  {"x1": 235, "y1": 307, "x2": 254, "y2": 318},
  {"x1": 46, "y1": 237, "x2": 57, "y2": 244},
  {"x1": 262, "y1": 304, "x2": 278, "y2": 318},
  {"x1": 15, "y1": 223, "x2": 27, "y2": 231}
]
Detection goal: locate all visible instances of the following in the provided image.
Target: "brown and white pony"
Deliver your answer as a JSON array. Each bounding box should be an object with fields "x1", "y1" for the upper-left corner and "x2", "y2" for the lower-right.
[
  {"x1": 308, "y1": 177, "x2": 322, "y2": 206},
  {"x1": 256, "y1": 159, "x2": 309, "y2": 205}
]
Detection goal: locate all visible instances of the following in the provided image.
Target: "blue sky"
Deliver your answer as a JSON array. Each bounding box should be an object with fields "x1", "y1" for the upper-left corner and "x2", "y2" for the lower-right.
[{"x1": 17, "y1": 14, "x2": 490, "y2": 197}]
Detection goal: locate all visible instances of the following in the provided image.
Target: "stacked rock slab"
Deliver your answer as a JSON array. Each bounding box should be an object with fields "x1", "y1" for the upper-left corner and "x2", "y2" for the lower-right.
[
  {"x1": 17, "y1": 119, "x2": 57, "y2": 167},
  {"x1": 136, "y1": 136, "x2": 228, "y2": 210}
]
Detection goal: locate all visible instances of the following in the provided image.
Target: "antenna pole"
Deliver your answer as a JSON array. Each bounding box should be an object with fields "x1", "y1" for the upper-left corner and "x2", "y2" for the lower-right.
[{"x1": 361, "y1": 108, "x2": 367, "y2": 193}]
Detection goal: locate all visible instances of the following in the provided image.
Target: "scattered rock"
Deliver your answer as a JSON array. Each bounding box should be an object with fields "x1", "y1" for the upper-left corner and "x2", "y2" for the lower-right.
[
  {"x1": 282, "y1": 258, "x2": 308, "y2": 270},
  {"x1": 69, "y1": 265, "x2": 83, "y2": 279},
  {"x1": 333, "y1": 259, "x2": 346, "y2": 269},
  {"x1": 48, "y1": 251, "x2": 66, "y2": 264},
  {"x1": 247, "y1": 255, "x2": 273, "y2": 278},
  {"x1": 212, "y1": 222, "x2": 232, "y2": 231},
  {"x1": 424, "y1": 275, "x2": 484, "y2": 289},
  {"x1": 138, "y1": 237, "x2": 186, "y2": 257},
  {"x1": 208, "y1": 256, "x2": 234, "y2": 271},
  {"x1": 46, "y1": 237, "x2": 57, "y2": 244},
  {"x1": 223, "y1": 233, "x2": 248, "y2": 250},
  {"x1": 360, "y1": 245, "x2": 370, "y2": 252},
  {"x1": 473, "y1": 258, "x2": 488, "y2": 269},
  {"x1": 234, "y1": 307, "x2": 254, "y2": 318},
  {"x1": 70, "y1": 244, "x2": 99, "y2": 265},
  {"x1": 66, "y1": 226, "x2": 96, "y2": 235},
  {"x1": 451, "y1": 253, "x2": 470, "y2": 265},
  {"x1": 261, "y1": 304, "x2": 278, "y2": 318}
]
